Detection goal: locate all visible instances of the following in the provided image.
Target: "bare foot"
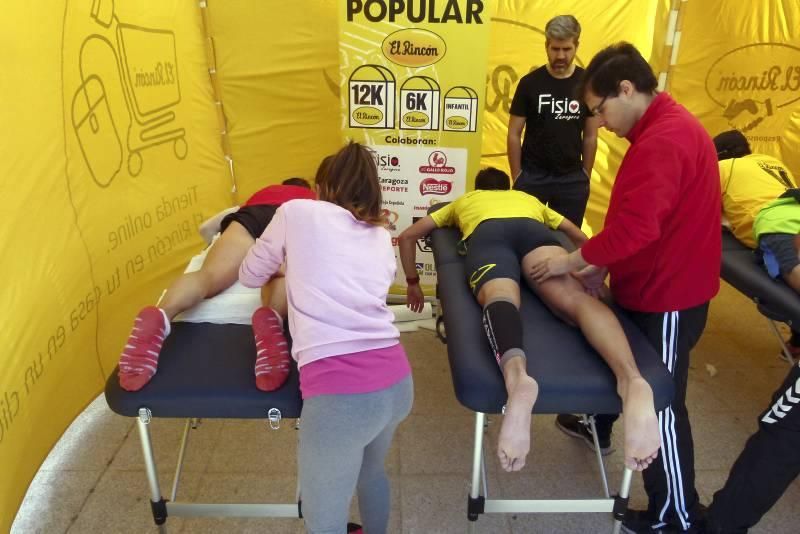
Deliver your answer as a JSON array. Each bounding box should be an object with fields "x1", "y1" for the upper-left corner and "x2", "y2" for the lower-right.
[
  {"x1": 498, "y1": 375, "x2": 539, "y2": 472},
  {"x1": 621, "y1": 376, "x2": 661, "y2": 471}
]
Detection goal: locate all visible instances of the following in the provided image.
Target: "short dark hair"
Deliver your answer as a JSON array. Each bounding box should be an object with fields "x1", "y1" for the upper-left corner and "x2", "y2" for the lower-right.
[
  {"x1": 577, "y1": 42, "x2": 658, "y2": 101},
  {"x1": 713, "y1": 130, "x2": 751, "y2": 160},
  {"x1": 281, "y1": 177, "x2": 312, "y2": 188},
  {"x1": 474, "y1": 167, "x2": 510, "y2": 190}
]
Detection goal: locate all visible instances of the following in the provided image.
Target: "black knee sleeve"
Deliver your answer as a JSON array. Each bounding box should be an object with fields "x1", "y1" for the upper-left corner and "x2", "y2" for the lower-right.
[{"x1": 482, "y1": 300, "x2": 524, "y2": 365}]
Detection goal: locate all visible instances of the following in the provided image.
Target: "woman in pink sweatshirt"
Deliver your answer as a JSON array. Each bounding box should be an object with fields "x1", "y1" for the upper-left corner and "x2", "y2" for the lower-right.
[{"x1": 239, "y1": 142, "x2": 413, "y2": 534}]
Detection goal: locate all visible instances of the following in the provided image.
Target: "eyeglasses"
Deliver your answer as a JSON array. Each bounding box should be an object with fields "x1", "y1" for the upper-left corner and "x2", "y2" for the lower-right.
[{"x1": 590, "y1": 94, "x2": 610, "y2": 116}]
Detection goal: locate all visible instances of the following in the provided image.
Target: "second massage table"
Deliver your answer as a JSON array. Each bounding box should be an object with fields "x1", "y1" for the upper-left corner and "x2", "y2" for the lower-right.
[
  {"x1": 430, "y1": 223, "x2": 675, "y2": 534},
  {"x1": 721, "y1": 229, "x2": 800, "y2": 363}
]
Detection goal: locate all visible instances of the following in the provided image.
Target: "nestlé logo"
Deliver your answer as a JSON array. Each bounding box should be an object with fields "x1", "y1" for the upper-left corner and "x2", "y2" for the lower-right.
[{"x1": 419, "y1": 178, "x2": 452, "y2": 196}]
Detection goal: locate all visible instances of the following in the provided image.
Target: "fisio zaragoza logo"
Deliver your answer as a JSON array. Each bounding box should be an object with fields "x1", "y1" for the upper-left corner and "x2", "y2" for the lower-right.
[
  {"x1": 374, "y1": 152, "x2": 401, "y2": 172},
  {"x1": 705, "y1": 43, "x2": 800, "y2": 134}
]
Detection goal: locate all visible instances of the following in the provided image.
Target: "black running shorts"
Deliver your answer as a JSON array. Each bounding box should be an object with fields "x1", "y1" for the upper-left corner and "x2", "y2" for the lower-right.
[
  {"x1": 464, "y1": 218, "x2": 561, "y2": 294},
  {"x1": 220, "y1": 205, "x2": 279, "y2": 240}
]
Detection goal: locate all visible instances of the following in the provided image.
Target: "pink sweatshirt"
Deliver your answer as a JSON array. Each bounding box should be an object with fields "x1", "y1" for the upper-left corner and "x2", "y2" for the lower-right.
[{"x1": 239, "y1": 199, "x2": 400, "y2": 368}]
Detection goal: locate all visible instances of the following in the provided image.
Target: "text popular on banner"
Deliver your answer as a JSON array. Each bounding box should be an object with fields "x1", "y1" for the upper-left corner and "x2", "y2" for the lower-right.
[{"x1": 338, "y1": 0, "x2": 496, "y2": 295}]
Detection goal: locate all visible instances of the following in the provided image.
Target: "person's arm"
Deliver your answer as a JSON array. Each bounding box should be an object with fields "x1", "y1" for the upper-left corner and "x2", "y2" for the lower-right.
[
  {"x1": 239, "y1": 206, "x2": 287, "y2": 288},
  {"x1": 398, "y1": 216, "x2": 439, "y2": 313},
  {"x1": 557, "y1": 217, "x2": 588, "y2": 248},
  {"x1": 582, "y1": 116, "x2": 600, "y2": 177},
  {"x1": 507, "y1": 115, "x2": 526, "y2": 182}
]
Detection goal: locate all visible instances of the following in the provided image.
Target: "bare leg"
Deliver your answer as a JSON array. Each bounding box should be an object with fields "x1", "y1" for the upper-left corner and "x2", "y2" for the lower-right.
[
  {"x1": 497, "y1": 357, "x2": 539, "y2": 472},
  {"x1": 260, "y1": 271, "x2": 288, "y2": 318},
  {"x1": 522, "y1": 246, "x2": 660, "y2": 471},
  {"x1": 159, "y1": 222, "x2": 254, "y2": 319},
  {"x1": 476, "y1": 278, "x2": 539, "y2": 472}
]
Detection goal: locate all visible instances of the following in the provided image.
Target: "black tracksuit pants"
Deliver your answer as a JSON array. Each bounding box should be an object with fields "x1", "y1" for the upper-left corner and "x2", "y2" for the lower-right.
[
  {"x1": 705, "y1": 362, "x2": 800, "y2": 533},
  {"x1": 595, "y1": 303, "x2": 710, "y2": 531}
]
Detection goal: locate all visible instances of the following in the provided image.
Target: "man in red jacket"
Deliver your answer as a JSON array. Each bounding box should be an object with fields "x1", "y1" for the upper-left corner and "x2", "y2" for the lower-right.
[{"x1": 531, "y1": 42, "x2": 720, "y2": 533}]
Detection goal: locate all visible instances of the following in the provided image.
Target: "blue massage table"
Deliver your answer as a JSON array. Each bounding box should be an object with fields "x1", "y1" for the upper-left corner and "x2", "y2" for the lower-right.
[
  {"x1": 429, "y1": 221, "x2": 675, "y2": 533},
  {"x1": 721, "y1": 229, "x2": 800, "y2": 364},
  {"x1": 105, "y1": 322, "x2": 303, "y2": 531}
]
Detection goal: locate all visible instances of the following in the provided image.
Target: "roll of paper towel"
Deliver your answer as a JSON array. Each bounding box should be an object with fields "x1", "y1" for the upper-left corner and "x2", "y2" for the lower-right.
[{"x1": 390, "y1": 303, "x2": 432, "y2": 323}]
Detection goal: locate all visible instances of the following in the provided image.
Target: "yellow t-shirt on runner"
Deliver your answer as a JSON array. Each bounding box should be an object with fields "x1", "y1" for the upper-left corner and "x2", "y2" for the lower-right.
[
  {"x1": 719, "y1": 153, "x2": 797, "y2": 248},
  {"x1": 429, "y1": 189, "x2": 564, "y2": 240}
]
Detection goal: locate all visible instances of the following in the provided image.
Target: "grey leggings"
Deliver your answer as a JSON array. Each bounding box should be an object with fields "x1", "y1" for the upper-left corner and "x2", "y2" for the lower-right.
[{"x1": 299, "y1": 375, "x2": 413, "y2": 534}]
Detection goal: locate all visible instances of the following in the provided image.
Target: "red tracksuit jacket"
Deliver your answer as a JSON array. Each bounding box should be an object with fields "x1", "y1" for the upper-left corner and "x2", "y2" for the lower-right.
[{"x1": 581, "y1": 93, "x2": 721, "y2": 312}]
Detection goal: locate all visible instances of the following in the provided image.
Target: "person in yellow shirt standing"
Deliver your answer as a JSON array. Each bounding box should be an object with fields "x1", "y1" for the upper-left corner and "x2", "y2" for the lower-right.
[{"x1": 715, "y1": 129, "x2": 800, "y2": 352}]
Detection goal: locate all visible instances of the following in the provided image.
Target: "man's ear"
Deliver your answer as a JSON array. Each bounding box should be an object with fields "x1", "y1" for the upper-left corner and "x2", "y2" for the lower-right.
[{"x1": 619, "y1": 80, "x2": 634, "y2": 97}]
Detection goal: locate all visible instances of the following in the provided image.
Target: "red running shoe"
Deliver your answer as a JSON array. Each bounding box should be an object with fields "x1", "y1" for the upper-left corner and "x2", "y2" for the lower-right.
[
  {"x1": 252, "y1": 307, "x2": 291, "y2": 392},
  {"x1": 118, "y1": 306, "x2": 170, "y2": 392}
]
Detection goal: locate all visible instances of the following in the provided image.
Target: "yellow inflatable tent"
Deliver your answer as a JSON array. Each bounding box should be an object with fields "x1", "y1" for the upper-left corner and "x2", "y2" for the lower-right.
[{"x1": 2, "y1": 0, "x2": 798, "y2": 529}]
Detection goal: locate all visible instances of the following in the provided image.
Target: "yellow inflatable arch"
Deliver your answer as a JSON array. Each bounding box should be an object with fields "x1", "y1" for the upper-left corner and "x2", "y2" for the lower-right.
[{"x1": 2, "y1": 0, "x2": 798, "y2": 528}]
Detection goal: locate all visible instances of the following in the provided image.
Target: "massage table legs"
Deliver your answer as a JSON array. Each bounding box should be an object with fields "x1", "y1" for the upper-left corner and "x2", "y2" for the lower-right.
[
  {"x1": 134, "y1": 407, "x2": 302, "y2": 531},
  {"x1": 466, "y1": 412, "x2": 633, "y2": 533},
  {"x1": 763, "y1": 317, "x2": 798, "y2": 366}
]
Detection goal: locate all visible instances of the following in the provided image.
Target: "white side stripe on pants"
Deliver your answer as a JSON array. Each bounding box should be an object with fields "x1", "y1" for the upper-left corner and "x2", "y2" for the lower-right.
[
  {"x1": 657, "y1": 311, "x2": 690, "y2": 531},
  {"x1": 761, "y1": 374, "x2": 800, "y2": 424}
]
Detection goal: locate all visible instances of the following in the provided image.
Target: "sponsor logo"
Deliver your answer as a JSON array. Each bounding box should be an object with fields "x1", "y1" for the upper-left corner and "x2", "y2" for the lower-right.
[
  {"x1": 469, "y1": 263, "x2": 496, "y2": 289},
  {"x1": 418, "y1": 150, "x2": 456, "y2": 174},
  {"x1": 705, "y1": 43, "x2": 800, "y2": 137},
  {"x1": 414, "y1": 198, "x2": 444, "y2": 212},
  {"x1": 412, "y1": 216, "x2": 433, "y2": 252},
  {"x1": 382, "y1": 199, "x2": 405, "y2": 207},
  {"x1": 379, "y1": 177, "x2": 408, "y2": 185},
  {"x1": 383, "y1": 28, "x2": 447, "y2": 68},
  {"x1": 381, "y1": 209, "x2": 399, "y2": 231},
  {"x1": 419, "y1": 177, "x2": 452, "y2": 196},
  {"x1": 380, "y1": 176, "x2": 408, "y2": 192},
  {"x1": 537, "y1": 94, "x2": 581, "y2": 119},
  {"x1": 373, "y1": 153, "x2": 401, "y2": 172}
]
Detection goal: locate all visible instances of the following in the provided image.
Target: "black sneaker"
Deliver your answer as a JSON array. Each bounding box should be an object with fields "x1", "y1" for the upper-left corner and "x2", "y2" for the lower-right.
[
  {"x1": 555, "y1": 414, "x2": 614, "y2": 456},
  {"x1": 621, "y1": 507, "x2": 707, "y2": 533}
]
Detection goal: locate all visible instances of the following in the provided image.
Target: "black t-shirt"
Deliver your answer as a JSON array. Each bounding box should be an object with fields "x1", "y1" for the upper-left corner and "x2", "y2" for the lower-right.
[{"x1": 510, "y1": 66, "x2": 587, "y2": 176}]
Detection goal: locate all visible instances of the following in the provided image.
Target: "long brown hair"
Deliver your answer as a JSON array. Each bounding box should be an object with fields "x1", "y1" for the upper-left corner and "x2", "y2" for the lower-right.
[
  {"x1": 317, "y1": 141, "x2": 385, "y2": 225},
  {"x1": 313, "y1": 155, "x2": 335, "y2": 186}
]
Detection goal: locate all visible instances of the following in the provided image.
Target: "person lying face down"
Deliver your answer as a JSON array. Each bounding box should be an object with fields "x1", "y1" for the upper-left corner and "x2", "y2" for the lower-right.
[
  {"x1": 117, "y1": 172, "x2": 320, "y2": 393},
  {"x1": 715, "y1": 129, "x2": 800, "y2": 355},
  {"x1": 397, "y1": 166, "x2": 661, "y2": 474}
]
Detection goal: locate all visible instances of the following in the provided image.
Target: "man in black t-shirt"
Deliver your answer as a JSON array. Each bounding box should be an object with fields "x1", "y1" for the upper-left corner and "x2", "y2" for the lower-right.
[{"x1": 507, "y1": 14, "x2": 598, "y2": 227}]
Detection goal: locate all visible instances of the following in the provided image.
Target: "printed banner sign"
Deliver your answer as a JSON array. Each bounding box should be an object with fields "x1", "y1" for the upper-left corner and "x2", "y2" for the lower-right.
[{"x1": 338, "y1": 0, "x2": 495, "y2": 294}]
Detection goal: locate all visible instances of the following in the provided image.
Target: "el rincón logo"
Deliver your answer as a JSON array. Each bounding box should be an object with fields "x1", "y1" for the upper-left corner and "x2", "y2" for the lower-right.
[{"x1": 705, "y1": 43, "x2": 800, "y2": 133}]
